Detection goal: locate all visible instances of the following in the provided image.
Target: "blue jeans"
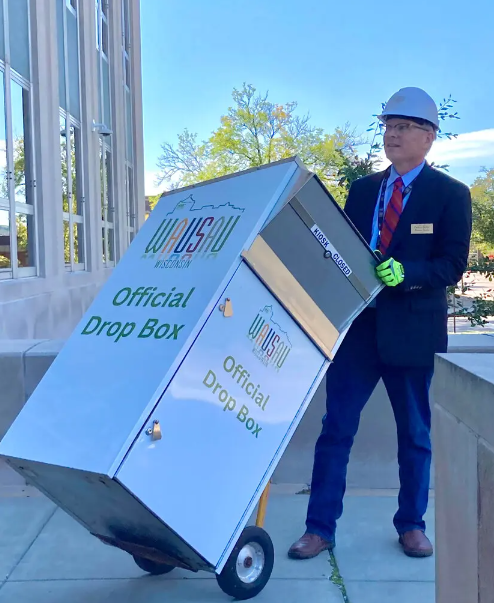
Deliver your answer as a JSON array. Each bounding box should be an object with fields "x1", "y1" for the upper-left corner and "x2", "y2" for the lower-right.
[{"x1": 306, "y1": 309, "x2": 433, "y2": 542}]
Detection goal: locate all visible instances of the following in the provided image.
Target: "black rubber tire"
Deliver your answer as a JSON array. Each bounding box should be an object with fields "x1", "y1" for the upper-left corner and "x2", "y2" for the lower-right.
[
  {"x1": 216, "y1": 525, "x2": 274, "y2": 600},
  {"x1": 133, "y1": 554, "x2": 175, "y2": 575}
]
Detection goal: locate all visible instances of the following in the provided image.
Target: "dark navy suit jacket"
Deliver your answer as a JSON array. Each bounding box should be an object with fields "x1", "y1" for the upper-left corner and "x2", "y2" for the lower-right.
[{"x1": 344, "y1": 163, "x2": 472, "y2": 367}]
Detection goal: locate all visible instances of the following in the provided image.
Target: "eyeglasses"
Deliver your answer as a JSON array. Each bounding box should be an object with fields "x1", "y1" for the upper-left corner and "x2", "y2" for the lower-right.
[{"x1": 384, "y1": 123, "x2": 432, "y2": 134}]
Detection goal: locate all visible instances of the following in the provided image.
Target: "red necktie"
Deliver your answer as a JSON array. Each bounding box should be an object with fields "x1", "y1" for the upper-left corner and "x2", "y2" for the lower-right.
[{"x1": 379, "y1": 177, "x2": 404, "y2": 255}]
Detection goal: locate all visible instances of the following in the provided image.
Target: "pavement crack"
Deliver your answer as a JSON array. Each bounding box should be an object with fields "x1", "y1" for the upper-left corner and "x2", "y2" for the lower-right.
[
  {"x1": 5, "y1": 505, "x2": 58, "y2": 582},
  {"x1": 329, "y1": 551, "x2": 350, "y2": 603}
]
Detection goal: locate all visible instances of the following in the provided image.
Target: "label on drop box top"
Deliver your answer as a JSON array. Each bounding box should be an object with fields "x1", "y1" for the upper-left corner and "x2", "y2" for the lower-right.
[{"x1": 310, "y1": 224, "x2": 352, "y2": 277}]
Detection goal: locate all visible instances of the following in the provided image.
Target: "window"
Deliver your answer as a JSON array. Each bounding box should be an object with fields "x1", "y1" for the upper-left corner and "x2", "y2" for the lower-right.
[
  {"x1": 100, "y1": 138, "x2": 114, "y2": 264},
  {"x1": 126, "y1": 164, "x2": 135, "y2": 244},
  {"x1": 122, "y1": 0, "x2": 131, "y2": 87},
  {"x1": 122, "y1": 0, "x2": 134, "y2": 244},
  {"x1": 60, "y1": 116, "x2": 84, "y2": 269},
  {"x1": 57, "y1": 0, "x2": 85, "y2": 271},
  {"x1": 0, "y1": 0, "x2": 37, "y2": 280},
  {"x1": 96, "y1": 0, "x2": 109, "y2": 58},
  {"x1": 96, "y1": 0, "x2": 115, "y2": 265}
]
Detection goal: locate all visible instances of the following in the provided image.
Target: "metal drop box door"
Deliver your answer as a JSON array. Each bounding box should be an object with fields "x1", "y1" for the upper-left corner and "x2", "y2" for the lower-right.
[
  {"x1": 243, "y1": 174, "x2": 382, "y2": 358},
  {"x1": 116, "y1": 260, "x2": 326, "y2": 570}
]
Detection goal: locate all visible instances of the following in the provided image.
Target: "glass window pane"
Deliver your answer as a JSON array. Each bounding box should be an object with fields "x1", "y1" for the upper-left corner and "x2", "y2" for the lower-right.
[
  {"x1": 101, "y1": 226, "x2": 106, "y2": 262},
  {"x1": 95, "y1": 0, "x2": 100, "y2": 50},
  {"x1": 70, "y1": 125, "x2": 76, "y2": 213},
  {"x1": 125, "y1": 55, "x2": 130, "y2": 88},
  {"x1": 16, "y1": 212, "x2": 34, "y2": 267},
  {"x1": 105, "y1": 148, "x2": 113, "y2": 218},
  {"x1": 60, "y1": 115, "x2": 68, "y2": 212},
  {"x1": 8, "y1": 0, "x2": 30, "y2": 80},
  {"x1": 63, "y1": 219, "x2": 70, "y2": 265},
  {"x1": 0, "y1": 208, "x2": 10, "y2": 269},
  {"x1": 108, "y1": 226, "x2": 114, "y2": 262},
  {"x1": 99, "y1": 139, "x2": 105, "y2": 219},
  {"x1": 11, "y1": 81, "x2": 31, "y2": 205},
  {"x1": 125, "y1": 89, "x2": 132, "y2": 160},
  {"x1": 67, "y1": 11, "x2": 80, "y2": 120},
  {"x1": 102, "y1": 58, "x2": 110, "y2": 126},
  {"x1": 102, "y1": 18, "x2": 108, "y2": 56},
  {"x1": 70, "y1": 125, "x2": 83, "y2": 215},
  {"x1": 0, "y1": 0, "x2": 5, "y2": 62},
  {"x1": 74, "y1": 221, "x2": 83, "y2": 264},
  {"x1": 56, "y1": 0, "x2": 66, "y2": 110},
  {"x1": 123, "y1": 0, "x2": 130, "y2": 49},
  {"x1": 127, "y1": 165, "x2": 134, "y2": 227},
  {"x1": 121, "y1": 0, "x2": 126, "y2": 47},
  {"x1": 0, "y1": 72, "x2": 7, "y2": 203}
]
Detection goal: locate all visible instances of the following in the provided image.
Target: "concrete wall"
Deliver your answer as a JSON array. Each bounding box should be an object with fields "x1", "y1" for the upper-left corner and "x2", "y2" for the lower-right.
[
  {"x1": 0, "y1": 340, "x2": 65, "y2": 488},
  {"x1": 0, "y1": 340, "x2": 64, "y2": 442},
  {"x1": 2, "y1": 334, "x2": 494, "y2": 491},
  {"x1": 434, "y1": 352, "x2": 494, "y2": 603},
  {"x1": 0, "y1": 275, "x2": 108, "y2": 339}
]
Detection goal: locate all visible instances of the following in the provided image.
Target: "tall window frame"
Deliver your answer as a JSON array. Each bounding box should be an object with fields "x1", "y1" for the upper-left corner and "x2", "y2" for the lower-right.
[
  {"x1": 0, "y1": 0, "x2": 38, "y2": 281},
  {"x1": 100, "y1": 136, "x2": 114, "y2": 264},
  {"x1": 122, "y1": 0, "x2": 135, "y2": 245},
  {"x1": 60, "y1": 112, "x2": 85, "y2": 271},
  {"x1": 125, "y1": 161, "x2": 135, "y2": 245},
  {"x1": 96, "y1": 0, "x2": 115, "y2": 266},
  {"x1": 58, "y1": 0, "x2": 86, "y2": 272}
]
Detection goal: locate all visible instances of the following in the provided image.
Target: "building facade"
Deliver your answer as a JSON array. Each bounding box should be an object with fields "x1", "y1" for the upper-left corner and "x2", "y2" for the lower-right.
[{"x1": 0, "y1": 0, "x2": 145, "y2": 339}]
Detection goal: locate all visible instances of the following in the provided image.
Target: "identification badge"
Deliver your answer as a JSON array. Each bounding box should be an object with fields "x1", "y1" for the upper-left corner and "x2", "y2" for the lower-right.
[{"x1": 411, "y1": 224, "x2": 433, "y2": 234}]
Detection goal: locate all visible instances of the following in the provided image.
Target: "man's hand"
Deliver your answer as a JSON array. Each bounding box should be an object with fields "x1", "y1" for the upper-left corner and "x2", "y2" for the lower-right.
[{"x1": 376, "y1": 257, "x2": 405, "y2": 287}]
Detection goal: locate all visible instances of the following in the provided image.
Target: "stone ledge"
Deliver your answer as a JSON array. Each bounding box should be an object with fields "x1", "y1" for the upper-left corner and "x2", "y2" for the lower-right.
[
  {"x1": 24, "y1": 341, "x2": 65, "y2": 400},
  {"x1": 435, "y1": 354, "x2": 494, "y2": 445},
  {"x1": 447, "y1": 333, "x2": 494, "y2": 353},
  {"x1": 434, "y1": 352, "x2": 494, "y2": 603}
]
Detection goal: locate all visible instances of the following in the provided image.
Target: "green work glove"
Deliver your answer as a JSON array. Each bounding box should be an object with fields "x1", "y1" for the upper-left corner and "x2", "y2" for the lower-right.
[{"x1": 376, "y1": 257, "x2": 404, "y2": 287}]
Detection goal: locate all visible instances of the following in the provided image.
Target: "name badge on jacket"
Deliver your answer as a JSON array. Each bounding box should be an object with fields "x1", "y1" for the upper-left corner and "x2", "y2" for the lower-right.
[{"x1": 411, "y1": 224, "x2": 433, "y2": 234}]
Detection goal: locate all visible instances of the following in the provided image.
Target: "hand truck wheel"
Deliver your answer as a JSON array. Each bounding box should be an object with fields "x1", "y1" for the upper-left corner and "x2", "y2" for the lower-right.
[
  {"x1": 132, "y1": 554, "x2": 175, "y2": 575},
  {"x1": 216, "y1": 525, "x2": 274, "y2": 600}
]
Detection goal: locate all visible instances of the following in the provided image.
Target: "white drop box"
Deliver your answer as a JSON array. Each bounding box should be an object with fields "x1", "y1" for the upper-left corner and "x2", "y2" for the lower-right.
[{"x1": 0, "y1": 158, "x2": 382, "y2": 590}]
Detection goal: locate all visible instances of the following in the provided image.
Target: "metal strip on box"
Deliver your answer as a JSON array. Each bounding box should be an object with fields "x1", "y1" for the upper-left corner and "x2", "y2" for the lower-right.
[
  {"x1": 242, "y1": 236, "x2": 339, "y2": 359},
  {"x1": 289, "y1": 196, "x2": 372, "y2": 301}
]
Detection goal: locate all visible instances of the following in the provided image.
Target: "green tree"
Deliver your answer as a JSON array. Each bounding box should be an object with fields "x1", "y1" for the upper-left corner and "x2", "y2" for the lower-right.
[
  {"x1": 156, "y1": 83, "x2": 362, "y2": 206},
  {"x1": 147, "y1": 193, "x2": 161, "y2": 213},
  {"x1": 470, "y1": 168, "x2": 494, "y2": 249},
  {"x1": 446, "y1": 168, "x2": 494, "y2": 328}
]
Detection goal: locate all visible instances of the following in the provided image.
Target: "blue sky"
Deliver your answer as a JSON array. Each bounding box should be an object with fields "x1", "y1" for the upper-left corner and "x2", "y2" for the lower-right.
[{"x1": 140, "y1": 0, "x2": 494, "y2": 194}]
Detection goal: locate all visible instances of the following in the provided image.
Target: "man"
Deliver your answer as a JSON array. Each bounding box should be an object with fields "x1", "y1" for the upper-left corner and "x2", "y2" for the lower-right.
[{"x1": 288, "y1": 87, "x2": 472, "y2": 559}]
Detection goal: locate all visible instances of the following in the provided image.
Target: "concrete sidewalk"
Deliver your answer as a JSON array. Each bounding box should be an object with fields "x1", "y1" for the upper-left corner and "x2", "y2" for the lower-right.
[{"x1": 0, "y1": 485, "x2": 434, "y2": 602}]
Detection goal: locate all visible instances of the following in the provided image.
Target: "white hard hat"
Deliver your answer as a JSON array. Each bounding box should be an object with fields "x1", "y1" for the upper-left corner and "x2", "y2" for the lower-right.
[{"x1": 378, "y1": 87, "x2": 439, "y2": 129}]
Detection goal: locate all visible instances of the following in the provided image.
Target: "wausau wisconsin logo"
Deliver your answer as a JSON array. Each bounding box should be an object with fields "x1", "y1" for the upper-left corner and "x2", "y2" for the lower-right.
[
  {"x1": 247, "y1": 305, "x2": 292, "y2": 371},
  {"x1": 142, "y1": 194, "x2": 245, "y2": 269}
]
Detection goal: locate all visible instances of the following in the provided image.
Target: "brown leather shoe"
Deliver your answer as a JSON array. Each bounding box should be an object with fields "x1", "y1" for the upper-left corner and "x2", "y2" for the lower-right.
[
  {"x1": 288, "y1": 533, "x2": 334, "y2": 559},
  {"x1": 399, "y1": 530, "x2": 433, "y2": 558}
]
